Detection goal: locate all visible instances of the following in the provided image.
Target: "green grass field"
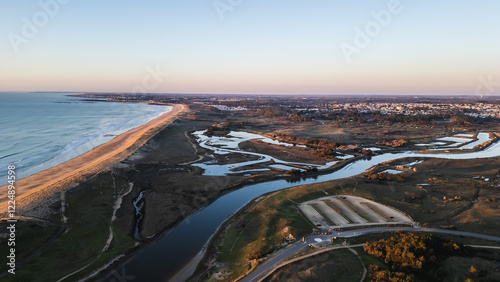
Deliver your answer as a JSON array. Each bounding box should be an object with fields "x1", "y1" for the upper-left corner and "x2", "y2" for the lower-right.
[
  {"x1": 0, "y1": 172, "x2": 135, "y2": 281},
  {"x1": 264, "y1": 248, "x2": 365, "y2": 282},
  {"x1": 209, "y1": 156, "x2": 500, "y2": 281}
]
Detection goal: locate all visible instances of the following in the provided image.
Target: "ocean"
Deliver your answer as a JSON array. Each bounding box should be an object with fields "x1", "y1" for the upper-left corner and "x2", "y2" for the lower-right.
[{"x1": 0, "y1": 92, "x2": 171, "y2": 185}]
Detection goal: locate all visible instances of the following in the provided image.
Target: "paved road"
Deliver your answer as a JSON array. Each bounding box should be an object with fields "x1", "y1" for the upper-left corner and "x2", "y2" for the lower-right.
[
  {"x1": 466, "y1": 245, "x2": 500, "y2": 250},
  {"x1": 240, "y1": 242, "x2": 308, "y2": 282},
  {"x1": 240, "y1": 226, "x2": 500, "y2": 282}
]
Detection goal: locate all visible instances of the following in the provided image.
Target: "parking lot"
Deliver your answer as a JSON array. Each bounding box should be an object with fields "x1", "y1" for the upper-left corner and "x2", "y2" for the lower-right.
[{"x1": 298, "y1": 195, "x2": 414, "y2": 230}]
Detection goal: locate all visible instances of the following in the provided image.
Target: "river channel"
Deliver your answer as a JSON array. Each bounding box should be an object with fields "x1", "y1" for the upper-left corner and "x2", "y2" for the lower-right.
[{"x1": 102, "y1": 135, "x2": 500, "y2": 282}]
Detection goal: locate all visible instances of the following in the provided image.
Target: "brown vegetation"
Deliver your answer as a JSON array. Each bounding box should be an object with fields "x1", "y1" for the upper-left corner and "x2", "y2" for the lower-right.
[
  {"x1": 378, "y1": 139, "x2": 409, "y2": 148},
  {"x1": 367, "y1": 172, "x2": 405, "y2": 182},
  {"x1": 255, "y1": 106, "x2": 309, "y2": 122},
  {"x1": 275, "y1": 134, "x2": 339, "y2": 149},
  {"x1": 368, "y1": 265, "x2": 415, "y2": 282},
  {"x1": 205, "y1": 119, "x2": 246, "y2": 136},
  {"x1": 364, "y1": 232, "x2": 471, "y2": 281}
]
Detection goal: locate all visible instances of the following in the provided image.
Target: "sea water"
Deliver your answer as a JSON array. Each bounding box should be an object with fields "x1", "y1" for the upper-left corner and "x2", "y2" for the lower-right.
[{"x1": 0, "y1": 92, "x2": 171, "y2": 185}]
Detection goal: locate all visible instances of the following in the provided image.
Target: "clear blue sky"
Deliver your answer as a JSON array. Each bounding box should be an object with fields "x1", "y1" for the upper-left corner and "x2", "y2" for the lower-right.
[{"x1": 1, "y1": 0, "x2": 499, "y2": 95}]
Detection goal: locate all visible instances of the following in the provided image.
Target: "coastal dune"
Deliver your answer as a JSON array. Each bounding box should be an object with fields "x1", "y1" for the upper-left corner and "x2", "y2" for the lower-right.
[{"x1": 0, "y1": 104, "x2": 188, "y2": 217}]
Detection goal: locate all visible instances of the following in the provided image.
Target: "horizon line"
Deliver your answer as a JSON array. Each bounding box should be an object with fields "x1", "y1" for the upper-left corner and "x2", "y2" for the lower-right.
[{"x1": 0, "y1": 91, "x2": 497, "y2": 98}]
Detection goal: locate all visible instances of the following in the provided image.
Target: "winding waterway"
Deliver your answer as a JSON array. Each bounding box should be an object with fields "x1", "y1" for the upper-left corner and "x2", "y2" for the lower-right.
[
  {"x1": 132, "y1": 190, "x2": 147, "y2": 240},
  {"x1": 102, "y1": 136, "x2": 500, "y2": 282}
]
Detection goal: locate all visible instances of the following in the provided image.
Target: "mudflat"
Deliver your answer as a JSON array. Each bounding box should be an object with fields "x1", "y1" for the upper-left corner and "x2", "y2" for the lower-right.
[{"x1": 0, "y1": 104, "x2": 188, "y2": 217}]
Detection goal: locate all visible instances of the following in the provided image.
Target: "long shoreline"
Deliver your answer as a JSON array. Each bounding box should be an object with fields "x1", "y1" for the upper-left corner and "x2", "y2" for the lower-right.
[{"x1": 0, "y1": 103, "x2": 188, "y2": 217}]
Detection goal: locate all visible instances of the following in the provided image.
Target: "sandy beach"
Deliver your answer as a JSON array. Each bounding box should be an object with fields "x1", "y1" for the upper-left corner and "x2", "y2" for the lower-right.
[{"x1": 0, "y1": 104, "x2": 188, "y2": 217}]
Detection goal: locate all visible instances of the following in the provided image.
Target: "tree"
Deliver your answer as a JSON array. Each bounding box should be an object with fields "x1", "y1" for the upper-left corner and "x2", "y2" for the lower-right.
[{"x1": 368, "y1": 265, "x2": 415, "y2": 282}]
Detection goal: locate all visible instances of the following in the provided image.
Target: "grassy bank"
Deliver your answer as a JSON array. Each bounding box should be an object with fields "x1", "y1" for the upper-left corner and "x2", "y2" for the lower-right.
[
  {"x1": 264, "y1": 248, "x2": 365, "y2": 282},
  {"x1": 200, "y1": 155, "x2": 500, "y2": 280},
  {"x1": 0, "y1": 172, "x2": 135, "y2": 281}
]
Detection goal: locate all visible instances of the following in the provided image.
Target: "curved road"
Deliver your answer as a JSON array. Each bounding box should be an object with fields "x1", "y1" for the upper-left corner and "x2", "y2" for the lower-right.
[{"x1": 240, "y1": 226, "x2": 500, "y2": 282}]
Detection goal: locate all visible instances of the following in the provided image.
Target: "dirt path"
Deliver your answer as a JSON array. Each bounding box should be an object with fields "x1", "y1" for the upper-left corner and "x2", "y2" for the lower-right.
[
  {"x1": 179, "y1": 130, "x2": 204, "y2": 165},
  {"x1": 249, "y1": 244, "x2": 364, "y2": 282},
  {"x1": 0, "y1": 104, "x2": 188, "y2": 217},
  {"x1": 57, "y1": 179, "x2": 135, "y2": 281},
  {"x1": 466, "y1": 245, "x2": 500, "y2": 250},
  {"x1": 347, "y1": 247, "x2": 367, "y2": 282},
  {"x1": 244, "y1": 226, "x2": 500, "y2": 282}
]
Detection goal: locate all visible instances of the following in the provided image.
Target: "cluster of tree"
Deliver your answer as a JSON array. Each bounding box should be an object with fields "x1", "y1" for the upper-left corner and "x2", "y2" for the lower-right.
[
  {"x1": 254, "y1": 107, "x2": 311, "y2": 122},
  {"x1": 275, "y1": 134, "x2": 339, "y2": 149},
  {"x1": 205, "y1": 119, "x2": 244, "y2": 136},
  {"x1": 354, "y1": 148, "x2": 373, "y2": 155},
  {"x1": 315, "y1": 109, "x2": 487, "y2": 127},
  {"x1": 367, "y1": 172, "x2": 405, "y2": 182},
  {"x1": 364, "y1": 233, "x2": 430, "y2": 271},
  {"x1": 285, "y1": 167, "x2": 318, "y2": 176},
  {"x1": 312, "y1": 148, "x2": 335, "y2": 158},
  {"x1": 305, "y1": 139, "x2": 339, "y2": 148},
  {"x1": 364, "y1": 232, "x2": 472, "y2": 281},
  {"x1": 368, "y1": 265, "x2": 415, "y2": 282},
  {"x1": 403, "y1": 191, "x2": 426, "y2": 203},
  {"x1": 449, "y1": 114, "x2": 474, "y2": 125},
  {"x1": 275, "y1": 134, "x2": 302, "y2": 143},
  {"x1": 286, "y1": 175, "x2": 319, "y2": 183},
  {"x1": 313, "y1": 147, "x2": 371, "y2": 158},
  {"x1": 285, "y1": 169, "x2": 303, "y2": 176},
  {"x1": 287, "y1": 113, "x2": 309, "y2": 122},
  {"x1": 256, "y1": 106, "x2": 288, "y2": 118},
  {"x1": 361, "y1": 148, "x2": 373, "y2": 155},
  {"x1": 378, "y1": 139, "x2": 409, "y2": 148},
  {"x1": 316, "y1": 110, "x2": 436, "y2": 126}
]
